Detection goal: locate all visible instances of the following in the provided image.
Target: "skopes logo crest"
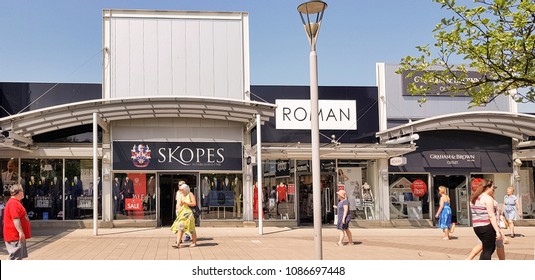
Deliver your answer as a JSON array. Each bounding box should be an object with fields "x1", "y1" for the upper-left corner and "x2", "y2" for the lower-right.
[{"x1": 131, "y1": 144, "x2": 151, "y2": 168}]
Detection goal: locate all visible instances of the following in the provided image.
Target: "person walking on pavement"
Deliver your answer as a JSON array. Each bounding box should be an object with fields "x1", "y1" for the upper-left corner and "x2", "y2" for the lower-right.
[
  {"x1": 435, "y1": 186, "x2": 452, "y2": 240},
  {"x1": 170, "y1": 183, "x2": 197, "y2": 248},
  {"x1": 470, "y1": 179, "x2": 502, "y2": 260},
  {"x1": 334, "y1": 189, "x2": 353, "y2": 246},
  {"x1": 175, "y1": 180, "x2": 191, "y2": 242},
  {"x1": 503, "y1": 186, "x2": 519, "y2": 238},
  {"x1": 3, "y1": 184, "x2": 32, "y2": 260},
  {"x1": 466, "y1": 187, "x2": 506, "y2": 260}
]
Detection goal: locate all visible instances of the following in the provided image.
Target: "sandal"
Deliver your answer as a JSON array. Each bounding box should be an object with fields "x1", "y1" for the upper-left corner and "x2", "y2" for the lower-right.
[
  {"x1": 189, "y1": 243, "x2": 197, "y2": 248},
  {"x1": 172, "y1": 242, "x2": 181, "y2": 248},
  {"x1": 336, "y1": 243, "x2": 344, "y2": 246}
]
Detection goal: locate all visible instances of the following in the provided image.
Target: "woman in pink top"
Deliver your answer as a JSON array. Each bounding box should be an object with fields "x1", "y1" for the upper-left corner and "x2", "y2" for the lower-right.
[{"x1": 469, "y1": 179, "x2": 502, "y2": 260}]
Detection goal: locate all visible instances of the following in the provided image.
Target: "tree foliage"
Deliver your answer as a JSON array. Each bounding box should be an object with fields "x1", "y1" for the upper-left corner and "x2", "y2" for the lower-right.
[{"x1": 398, "y1": 0, "x2": 535, "y2": 107}]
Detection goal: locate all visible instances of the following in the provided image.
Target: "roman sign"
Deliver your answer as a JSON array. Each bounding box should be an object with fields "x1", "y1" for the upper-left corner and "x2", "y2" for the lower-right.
[{"x1": 275, "y1": 99, "x2": 357, "y2": 130}]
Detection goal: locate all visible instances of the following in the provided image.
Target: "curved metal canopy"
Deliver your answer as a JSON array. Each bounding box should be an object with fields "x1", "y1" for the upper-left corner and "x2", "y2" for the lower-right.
[
  {"x1": 376, "y1": 111, "x2": 535, "y2": 143},
  {"x1": 0, "y1": 96, "x2": 276, "y2": 150},
  {"x1": 258, "y1": 143, "x2": 416, "y2": 160}
]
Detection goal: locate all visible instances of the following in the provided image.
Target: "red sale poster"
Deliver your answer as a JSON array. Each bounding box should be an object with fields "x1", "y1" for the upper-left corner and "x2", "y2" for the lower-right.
[{"x1": 127, "y1": 173, "x2": 147, "y2": 219}]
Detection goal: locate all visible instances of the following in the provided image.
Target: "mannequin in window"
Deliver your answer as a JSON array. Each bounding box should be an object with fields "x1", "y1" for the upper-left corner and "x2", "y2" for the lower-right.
[
  {"x1": 123, "y1": 177, "x2": 134, "y2": 198},
  {"x1": 224, "y1": 177, "x2": 230, "y2": 191},
  {"x1": 73, "y1": 176, "x2": 83, "y2": 218},
  {"x1": 234, "y1": 176, "x2": 242, "y2": 217},
  {"x1": 112, "y1": 177, "x2": 121, "y2": 216},
  {"x1": 123, "y1": 176, "x2": 134, "y2": 216},
  {"x1": 97, "y1": 177, "x2": 102, "y2": 197},
  {"x1": 213, "y1": 176, "x2": 219, "y2": 191},
  {"x1": 362, "y1": 182, "x2": 374, "y2": 202},
  {"x1": 24, "y1": 175, "x2": 37, "y2": 215},
  {"x1": 63, "y1": 177, "x2": 73, "y2": 219},
  {"x1": 276, "y1": 182, "x2": 287, "y2": 202},
  {"x1": 51, "y1": 176, "x2": 62, "y2": 219},
  {"x1": 88, "y1": 182, "x2": 94, "y2": 196},
  {"x1": 201, "y1": 176, "x2": 210, "y2": 207},
  {"x1": 73, "y1": 176, "x2": 83, "y2": 197},
  {"x1": 41, "y1": 176, "x2": 50, "y2": 196},
  {"x1": 147, "y1": 176, "x2": 155, "y2": 197}
]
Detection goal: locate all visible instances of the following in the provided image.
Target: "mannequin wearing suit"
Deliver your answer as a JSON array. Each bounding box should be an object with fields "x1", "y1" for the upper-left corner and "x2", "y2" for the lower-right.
[
  {"x1": 146, "y1": 176, "x2": 156, "y2": 212},
  {"x1": 112, "y1": 177, "x2": 121, "y2": 216},
  {"x1": 123, "y1": 177, "x2": 134, "y2": 216},
  {"x1": 123, "y1": 177, "x2": 134, "y2": 198},
  {"x1": 51, "y1": 177, "x2": 62, "y2": 219},
  {"x1": 97, "y1": 177, "x2": 102, "y2": 197},
  {"x1": 234, "y1": 176, "x2": 242, "y2": 217},
  {"x1": 64, "y1": 177, "x2": 73, "y2": 219},
  {"x1": 73, "y1": 176, "x2": 83, "y2": 197},
  {"x1": 25, "y1": 176, "x2": 37, "y2": 215},
  {"x1": 201, "y1": 176, "x2": 210, "y2": 207},
  {"x1": 42, "y1": 176, "x2": 50, "y2": 196}
]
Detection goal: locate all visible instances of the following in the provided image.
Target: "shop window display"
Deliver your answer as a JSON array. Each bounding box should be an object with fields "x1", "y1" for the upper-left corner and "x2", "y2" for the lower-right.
[
  {"x1": 18, "y1": 159, "x2": 65, "y2": 220},
  {"x1": 113, "y1": 173, "x2": 157, "y2": 220},
  {"x1": 336, "y1": 161, "x2": 375, "y2": 221},
  {"x1": 260, "y1": 160, "x2": 296, "y2": 221},
  {"x1": 200, "y1": 174, "x2": 243, "y2": 220},
  {"x1": 519, "y1": 163, "x2": 535, "y2": 219},
  {"x1": 17, "y1": 159, "x2": 102, "y2": 221},
  {"x1": 388, "y1": 174, "x2": 430, "y2": 220}
]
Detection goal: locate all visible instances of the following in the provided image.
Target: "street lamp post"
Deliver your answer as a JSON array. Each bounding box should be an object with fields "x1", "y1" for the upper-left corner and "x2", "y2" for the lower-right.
[{"x1": 297, "y1": 0, "x2": 327, "y2": 260}]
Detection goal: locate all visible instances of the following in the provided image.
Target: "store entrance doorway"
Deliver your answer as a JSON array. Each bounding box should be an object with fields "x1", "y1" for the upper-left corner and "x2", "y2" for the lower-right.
[
  {"x1": 159, "y1": 173, "x2": 197, "y2": 226},
  {"x1": 297, "y1": 173, "x2": 335, "y2": 225},
  {"x1": 432, "y1": 175, "x2": 470, "y2": 227}
]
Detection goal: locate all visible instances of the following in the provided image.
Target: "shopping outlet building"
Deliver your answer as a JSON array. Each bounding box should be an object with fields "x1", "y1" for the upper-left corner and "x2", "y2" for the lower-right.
[{"x1": 1, "y1": 9, "x2": 534, "y2": 228}]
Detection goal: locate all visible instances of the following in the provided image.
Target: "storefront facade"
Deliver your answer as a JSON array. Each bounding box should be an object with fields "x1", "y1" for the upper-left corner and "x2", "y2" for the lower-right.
[
  {"x1": 2, "y1": 10, "x2": 534, "y2": 229},
  {"x1": 249, "y1": 85, "x2": 412, "y2": 225},
  {"x1": 376, "y1": 63, "x2": 535, "y2": 226}
]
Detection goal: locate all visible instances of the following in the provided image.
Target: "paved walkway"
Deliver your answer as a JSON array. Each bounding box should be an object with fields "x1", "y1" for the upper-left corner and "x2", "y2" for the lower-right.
[{"x1": 1, "y1": 225, "x2": 533, "y2": 260}]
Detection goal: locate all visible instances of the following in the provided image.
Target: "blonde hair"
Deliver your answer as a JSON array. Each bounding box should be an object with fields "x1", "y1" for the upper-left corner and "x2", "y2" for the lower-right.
[
  {"x1": 507, "y1": 186, "x2": 515, "y2": 193},
  {"x1": 438, "y1": 186, "x2": 447, "y2": 195}
]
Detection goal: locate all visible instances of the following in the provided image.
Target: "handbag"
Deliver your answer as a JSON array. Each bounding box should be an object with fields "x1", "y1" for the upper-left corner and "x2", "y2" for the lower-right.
[
  {"x1": 192, "y1": 205, "x2": 201, "y2": 219},
  {"x1": 499, "y1": 215, "x2": 508, "y2": 229}
]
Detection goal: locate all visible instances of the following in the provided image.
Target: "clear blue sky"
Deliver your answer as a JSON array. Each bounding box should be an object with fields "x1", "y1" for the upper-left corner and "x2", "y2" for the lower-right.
[
  {"x1": 0, "y1": 0, "x2": 445, "y2": 86},
  {"x1": 0, "y1": 0, "x2": 533, "y2": 111}
]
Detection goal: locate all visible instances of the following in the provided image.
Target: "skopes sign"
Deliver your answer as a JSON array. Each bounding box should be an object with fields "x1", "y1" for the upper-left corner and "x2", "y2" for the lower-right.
[
  {"x1": 422, "y1": 150, "x2": 481, "y2": 168},
  {"x1": 113, "y1": 141, "x2": 242, "y2": 171},
  {"x1": 275, "y1": 99, "x2": 357, "y2": 130}
]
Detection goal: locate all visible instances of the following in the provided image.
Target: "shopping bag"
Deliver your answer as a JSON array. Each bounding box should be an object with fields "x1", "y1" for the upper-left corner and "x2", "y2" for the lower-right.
[{"x1": 499, "y1": 215, "x2": 508, "y2": 229}]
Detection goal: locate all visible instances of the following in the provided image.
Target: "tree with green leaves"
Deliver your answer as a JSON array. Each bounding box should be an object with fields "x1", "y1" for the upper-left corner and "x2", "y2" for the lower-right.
[{"x1": 398, "y1": 0, "x2": 534, "y2": 107}]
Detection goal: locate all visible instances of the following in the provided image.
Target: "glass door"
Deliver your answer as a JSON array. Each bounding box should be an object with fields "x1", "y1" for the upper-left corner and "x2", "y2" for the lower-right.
[
  {"x1": 432, "y1": 175, "x2": 467, "y2": 226},
  {"x1": 158, "y1": 173, "x2": 197, "y2": 226}
]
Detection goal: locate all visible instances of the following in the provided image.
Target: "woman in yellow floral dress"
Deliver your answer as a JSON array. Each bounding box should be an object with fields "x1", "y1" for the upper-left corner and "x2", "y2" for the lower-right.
[{"x1": 170, "y1": 183, "x2": 197, "y2": 248}]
